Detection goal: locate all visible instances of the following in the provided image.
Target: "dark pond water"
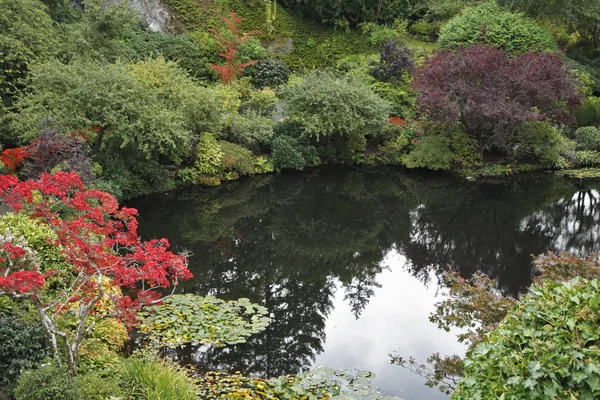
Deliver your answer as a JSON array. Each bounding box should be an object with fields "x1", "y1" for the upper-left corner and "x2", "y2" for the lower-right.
[{"x1": 127, "y1": 167, "x2": 600, "y2": 400}]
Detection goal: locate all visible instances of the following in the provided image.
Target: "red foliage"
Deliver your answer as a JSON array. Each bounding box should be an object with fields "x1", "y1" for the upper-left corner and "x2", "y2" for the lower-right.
[
  {"x1": 0, "y1": 172, "x2": 193, "y2": 324},
  {"x1": 412, "y1": 44, "x2": 583, "y2": 152},
  {"x1": 0, "y1": 147, "x2": 31, "y2": 173},
  {"x1": 209, "y1": 12, "x2": 259, "y2": 85},
  {"x1": 389, "y1": 116, "x2": 406, "y2": 126}
]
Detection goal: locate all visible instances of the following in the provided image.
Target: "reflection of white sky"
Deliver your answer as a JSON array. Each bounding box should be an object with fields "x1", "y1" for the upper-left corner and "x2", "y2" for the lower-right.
[
  {"x1": 313, "y1": 249, "x2": 466, "y2": 400},
  {"x1": 520, "y1": 189, "x2": 600, "y2": 255}
]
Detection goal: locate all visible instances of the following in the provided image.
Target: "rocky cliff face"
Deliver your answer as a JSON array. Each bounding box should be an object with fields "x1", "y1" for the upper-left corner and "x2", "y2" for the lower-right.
[{"x1": 108, "y1": 0, "x2": 173, "y2": 32}]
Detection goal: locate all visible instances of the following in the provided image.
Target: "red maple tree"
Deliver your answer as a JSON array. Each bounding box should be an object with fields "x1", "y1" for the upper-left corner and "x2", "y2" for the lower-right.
[
  {"x1": 412, "y1": 44, "x2": 582, "y2": 153},
  {"x1": 210, "y1": 12, "x2": 259, "y2": 85},
  {"x1": 0, "y1": 146, "x2": 31, "y2": 173},
  {"x1": 0, "y1": 172, "x2": 192, "y2": 372}
]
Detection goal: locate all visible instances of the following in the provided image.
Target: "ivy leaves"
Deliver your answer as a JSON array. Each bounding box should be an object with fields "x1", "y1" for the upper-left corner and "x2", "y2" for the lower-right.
[
  {"x1": 454, "y1": 278, "x2": 600, "y2": 399},
  {"x1": 138, "y1": 294, "x2": 271, "y2": 347}
]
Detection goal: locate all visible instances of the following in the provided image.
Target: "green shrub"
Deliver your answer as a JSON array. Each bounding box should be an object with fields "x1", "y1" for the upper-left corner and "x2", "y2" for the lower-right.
[
  {"x1": 14, "y1": 364, "x2": 81, "y2": 400},
  {"x1": 123, "y1": 353, "x2": 198, "y2": 400},
  {"x1": 509, "y1": 121, "x2": 565, "y2": 164},
  {"x1": 0, "y1": 212, "x2": 66, "y2": 274},
  {"x1": 0, "y1": 307, "x2": 49, "y2": 391},
  {"x1": 249, "y1": 58, "x2": 290, "y2": 88},
  {"x1": 271, "y1": 135, "x2": 306, "y2": 171},
  {"x1": 438, "y1": 2, "x2": 555, "y2": 55},
  {"x1": 574, "y1": 126, "x2": 600, "y2": 150},
  {"x1": 409, "y1": 19, "x2": 442, "y2": 41},
  {"x1": 402, "y1": 136, "x2": 454, "y2": 170},
  {"x1": 78, "y1": 373, "x2": 125, "y2": 400},
  {"x1": 280, "y1": 72, "x2": 390, "y2": 142},
  {"x1": 576, "y1": 150, "x2": 600, "y2": 167},
  {"x1": 227, "y1": 112, "x2": 274, "y2": 152},
  {"x1": 195, "y1": 133, "x2": 223, "y2": 175},
  {"x1": 93, "y1": 150, "x2": 175, "y2": 200},
  {"x1": 449, "y1": 129, "x2": 482, "y2": 168},
  {"x1": 219, "y1": 140, "x2": 255, "y2": 177},
  {"x1": 575, "y1": 97, "x2": 600, "y2": 127},
  {"x1": 453, "y1": 278, "x2": 600, "y2": 400},
  {"x1": 240, "y1": 88, "x2": 278, "y2": 118},
  {"x1": 176, "y1": 167, "x2": 201, "y2": 185}
]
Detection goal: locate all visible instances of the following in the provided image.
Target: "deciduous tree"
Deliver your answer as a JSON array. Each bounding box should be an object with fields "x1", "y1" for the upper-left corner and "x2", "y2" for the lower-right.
[
  {"x1": 412, "y1": 44, "x2": 582, "y2": 153},
  {"x1": 0, "y1": 172, "x2": 192, "y2": 373}
]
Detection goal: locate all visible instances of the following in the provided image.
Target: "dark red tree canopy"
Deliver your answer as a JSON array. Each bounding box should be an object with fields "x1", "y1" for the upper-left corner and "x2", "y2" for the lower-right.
[{"x1": 412, "y1": 44, "x2": 583, "y2": 151}]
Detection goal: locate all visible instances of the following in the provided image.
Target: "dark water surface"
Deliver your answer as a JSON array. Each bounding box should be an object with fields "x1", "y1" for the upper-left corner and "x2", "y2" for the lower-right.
[{"x1": 128, "y1": 167, "x2": 600, "y2": 400}]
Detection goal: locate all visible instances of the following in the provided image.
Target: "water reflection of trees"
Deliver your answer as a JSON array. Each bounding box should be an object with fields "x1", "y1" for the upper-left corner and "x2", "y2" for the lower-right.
[{"x1": 129, "y1": 168, "x2": 600, "y2": 376}]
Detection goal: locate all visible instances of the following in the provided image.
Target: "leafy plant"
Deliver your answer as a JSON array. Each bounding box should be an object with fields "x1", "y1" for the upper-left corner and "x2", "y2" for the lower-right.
[
  {"x1": 438, "y1": 2, "x2": 555, "y2": 55},
  {"x1": 453, "y1": 278, "x2": 600, "y2": 399},
  {"x1": 0, "y1": 307, "x2": 49, "y2": 390},
  {"x1": 575, "y1": 97, "x2": 600, "y2": 127},
  {"x1": 123, "y1": 352, "x2": 198, "y2": 400},
  {"x1": 195, "y1": 133, "x2": 224, "y2": 175},
  {"x1": 402, "y1": 136, "x2": 454, "y2": 170},
  {"x1": 369, "y1": 39, "x2": 413, "y2": 83},
  {"x1": 271, "y1": 135, "x2": 306, "y2": 171},
  {"x1": 219, "y1": 140, "x2": 255, "y2": 177},
  {"x1": 13, "y1": 363, "x2": 81, "y2": 400},
  {"x1": 249, "y1": 58, "x2": 290, "y2": 89},
  {"x1": 574, "y1": 126, "x2": 600, "y2": 151},
  {"x1": 138, "y1": 294, "x2": 270, "y2": 347},
  {"x1": 280, "y1": 72, "x2": 390, "y2": 142},
  {"x1": 210, "y1": 12, "x2": 259, "y2": 85},
  {"x1": 0, "y1": 172, "x2": 192, "y2": 373},
  {"x1": 23, "y1": 126, "x2": 94, "y2": 183},
  {"x1": 576, "y1": 150, "x2": 600, "y2": 166},
  {"x1": 413, "y1": 44, "x2": 582, "y2": 153}
]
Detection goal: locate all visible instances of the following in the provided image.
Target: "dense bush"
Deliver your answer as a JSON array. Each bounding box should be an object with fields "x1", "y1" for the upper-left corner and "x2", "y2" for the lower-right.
[
  {"x1": 219, "y1": 140, "x2": 255, "y2": 177},
  {"x1": 24, "y1": 127, "x2": 94, "y2": 183},
  {"x1": 575, "y1": 97, "x2": 600, "y2": 127},
  {"x1": 576, "y1": 150, "x2": 600, "y2": 167},
  {"x1": 402, "y1": 136, "x2": 454, "y2": 170},
  {"x1": 508, "y1": 121, "x2": 567, "y2": 164},
  {"x1": 93, "y1": 150, "x2": 175, "y2": 200},
  {"x1": 413, "y1": 44, "x2": 582, "y2": 154},
  {"x1": 0, "y1": 0, "x2": 56, "y2": 106},
  {"x1": 453, "y1": 278, "x2": 600, "y2": 400},
  {"x1": 10, "y1": 59, "x2": 195, "y2": 164},
  {"x1": 78, "y1": 373, "x2": 125, "y2": 400},
  {"x1": 14, "y1": 364, "x2": 81, "y2": 400},
  {"x1": 58, "y1": 0, "x2": 144, "y2": 63},
  {"x1": 574, "y1": 126, "x2": 600, "y2": 150},
  {"x1": 123, "y1": 353, "x2": 198, "y2": 400},
  {"x1": 369, "y1": 39, "x2": 413, "y2": 83},
  {"x1": 195, "y1": 133, "x2": 224, "y2": 175},
  {"x1": 438, "y1": 2, "x2": 555, "y2": 55},
  {"x1": 271, "y1": 135, "x2": 306, "y2": 171},
  {"x1": 281, "y1": 72, "x2": 390, "y2": 143},
  {"x1": 227, "y1": 112, "x2": 274, "y2": 152},
  {"x1": 250, "y1": 58, "x2": 290, "y2": 88},
  {"x1": 0, "y1": 307, "x2": 49, "y2": 391}
]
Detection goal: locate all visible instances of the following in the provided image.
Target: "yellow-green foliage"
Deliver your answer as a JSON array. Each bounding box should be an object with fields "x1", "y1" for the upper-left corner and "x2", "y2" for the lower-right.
[
  {"x1": 402, "y1": 136, "x2": 454, "y2": 170},
  {"x1": 0, "y1": 213, "x2": 67, "y2": 273},
  {"x1": 576, "y1": 150, "x2": 600, "y2": 167},
  {"x1": 449, "y1": 129, "x2": 482, "y2": 168},
  {"x1": 219, "y1": 140, "x2": 255, "y2": 177},
  {"x1": 195, "y1": 133, "x2": 224, "y2": 175},
  {"x1": 124, "y1": 352, "x2": 198, "y2": 400}
]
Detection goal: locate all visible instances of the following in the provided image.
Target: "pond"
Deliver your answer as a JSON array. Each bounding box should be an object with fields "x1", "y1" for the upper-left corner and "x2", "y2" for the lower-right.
[{"x1": 128, "y1": 166, "x2": 600, "y2": 400}]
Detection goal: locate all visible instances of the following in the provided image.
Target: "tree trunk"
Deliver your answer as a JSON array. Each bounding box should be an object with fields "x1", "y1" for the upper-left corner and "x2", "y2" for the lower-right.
[{"x1": 376, "y1": 0, "x2": 382, "y2": 22}]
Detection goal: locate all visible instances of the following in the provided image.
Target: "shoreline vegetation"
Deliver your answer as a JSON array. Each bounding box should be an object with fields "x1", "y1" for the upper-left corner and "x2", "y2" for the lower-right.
[{"x1": 1, "y1": 0, "x2": 600, "y2": 399}]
